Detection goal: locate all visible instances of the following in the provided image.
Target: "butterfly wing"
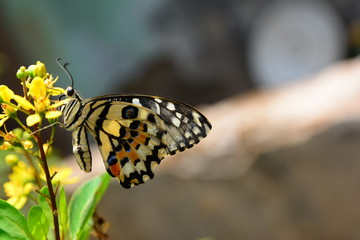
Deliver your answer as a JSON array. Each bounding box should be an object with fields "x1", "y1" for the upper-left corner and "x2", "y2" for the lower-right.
[{"x1": 82, "y1": 95, "x2": 211, "y2": 188}]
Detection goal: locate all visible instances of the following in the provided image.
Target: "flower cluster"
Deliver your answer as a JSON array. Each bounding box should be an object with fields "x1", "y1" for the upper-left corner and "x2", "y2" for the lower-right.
[
  {"x1": 3, "y1": 155, "x2": 79, "y2": 209},
  {"x1": 0, "y1": 61, "x2": 78, "y2": 209},
  {"x1": 0, "y1": 61, "x2": 67, "y2": 129}
]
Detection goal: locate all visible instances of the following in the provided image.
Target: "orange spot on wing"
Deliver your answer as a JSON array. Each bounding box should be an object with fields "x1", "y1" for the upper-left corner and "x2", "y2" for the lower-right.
[
  {"x1": 133, "y1": 132, "x2": 148, "y2": 145},
  {"x1": 127, "y1": 149, "x2": 139, "y2": 163},
  {"x1": 138, "y1": 123, "x2": 146, "y2": 131},
  {"x1": 109, "y1": 162, "x2": 121, "y2": 177},
  {"x1": 116, "y1": 149, "x2": 127, "y2": 160}
]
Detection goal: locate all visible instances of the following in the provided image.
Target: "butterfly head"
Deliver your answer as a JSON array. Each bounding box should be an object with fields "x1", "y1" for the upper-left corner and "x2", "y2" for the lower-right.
[
  {"x1": 65, "y1": 86, "x2": 75, "y2": 98},
  {"x1": 60, "y1": 86, "x2": 84, "y2": 130}
]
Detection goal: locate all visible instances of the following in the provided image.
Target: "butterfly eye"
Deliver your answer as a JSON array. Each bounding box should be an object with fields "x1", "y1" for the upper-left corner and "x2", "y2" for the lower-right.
[{"x1": 65, "y1": 87, "x2": 75, "y2": 97}]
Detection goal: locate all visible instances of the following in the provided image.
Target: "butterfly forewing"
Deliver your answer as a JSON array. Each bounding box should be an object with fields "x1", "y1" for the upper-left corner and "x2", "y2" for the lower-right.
[{"x1": 63, "y1": 93, "x2": 211, "y2": 188}]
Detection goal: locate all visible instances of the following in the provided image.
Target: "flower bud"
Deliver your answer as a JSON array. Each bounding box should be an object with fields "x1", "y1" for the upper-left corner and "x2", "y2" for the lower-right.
[
  {"x1": 16, "y1": 66, "x2": 28, "y2": 80},
  {"x1": 34, "y1": 61, "x2": 46, "y2": 78},
  {"x1": 22, "y1": 131, "x2": 32, "y2": 141},
  {"x1": 5, "y1": 154, "x2": 19, "y2": 166},
  {"x1": 12, "y1": 128, "x2": 24, "y2": 140},
  {"x1": 27, "y1": 64, "x2": 36, "y2": 78}
]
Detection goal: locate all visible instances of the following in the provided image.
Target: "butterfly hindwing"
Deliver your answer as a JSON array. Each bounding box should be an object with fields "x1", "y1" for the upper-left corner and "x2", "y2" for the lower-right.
[{"x1": 65, "y1": 93, "x2": 211, "y2": 188}]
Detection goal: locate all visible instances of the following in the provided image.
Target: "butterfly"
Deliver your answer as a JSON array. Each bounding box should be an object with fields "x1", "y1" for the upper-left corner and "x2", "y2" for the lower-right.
[{"x1": 61, "y1": 86, "x2": 212, "y2": 188}]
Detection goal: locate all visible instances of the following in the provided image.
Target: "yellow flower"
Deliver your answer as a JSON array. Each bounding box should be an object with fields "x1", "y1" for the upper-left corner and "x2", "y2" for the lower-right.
[
  {"x1": 22, "y1": 140, "x2": 33, "y2": 149},
  {"x1": 0, "y1": 130, "x2": 17, "y2": 145},
  {"x1": 29, "y1": 77, "x2": 47, "y2": 101},
  {"x1": 4, "y1": 161, "x2": 35, "y2": 209},
  {"x1": 0, "y1": 129, "x2": 32, "y2": 150},
  {"x1": 0, "y1": 85, "x2": 14, "y2": 103},
  {"x1": 24, "y1": 77, "x2": 67, "y2": 126},
  {"x1": 0, "y1": 85, "x2": 34, "y2": 127},
  {"x1": 0, "y1": 85, "x2": 16, "y2": 118},
  {"x1": 5, "y1": 182, "x2": 34, "y2": 209},
  {"x1": 12, "y1": 95, "x2": 34, "y2": 110},
  {"x1": 0, "y1": 63, "x2": 67, "y2": 128},
  {"x1": 0, "y1": 114, "x2": 9, "y2": 127},
  {"x1": 39, "y1": 166, "x2": 79, "y2": 185},
  {"x1": 26, "y1": 109, "x2": 64, "y2": 127}
]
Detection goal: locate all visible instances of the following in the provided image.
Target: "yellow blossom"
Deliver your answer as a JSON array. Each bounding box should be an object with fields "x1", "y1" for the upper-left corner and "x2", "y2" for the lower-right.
[
  {"x1": 22, "y1": 140, "x2": 33, "y2": 149},
  {"x1": 0, "y1": 85, "x2": 14, "y2": 103},
  {"x1": 39, "y1": 166, "x2": 79, "y2": 185},
  {"x1": 4, "y1": 161, "x2": 35, "y2": 209},
  {"x1": 29, "y1": 77, "x2": 47, "y2": 101},
  {"x1": 23, "y1": 76, "x2": 67, "y2": 126},
  {"x1": 26, "y1": 114, "x2": 42, "y2": 127},
  {"x1": 0, "y1": 114, "x2": 9, "y2": 127},
  {"x1": 1, "y1": 130, "x2": 17, "y2": 145},
  {"x1": 12, "y1": 95, "x2": 34, "y2": 110},
  {"x1": 0, "y1": 85, "x2": 16, "y2": 119},
  {"x1": 5, "y1": 182, "x2": 34, "y2": 209}
]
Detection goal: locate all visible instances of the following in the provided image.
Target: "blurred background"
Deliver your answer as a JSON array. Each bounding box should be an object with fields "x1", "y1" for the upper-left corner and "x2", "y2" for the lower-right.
[{"x1": 2, "y1": 0, "x2": 360, "y2": 239}]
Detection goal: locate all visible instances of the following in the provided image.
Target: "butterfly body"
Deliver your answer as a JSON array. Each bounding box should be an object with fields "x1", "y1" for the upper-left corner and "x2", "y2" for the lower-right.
[{"x1": 62, "y1": 90, "x2": 211, "y2": 188}]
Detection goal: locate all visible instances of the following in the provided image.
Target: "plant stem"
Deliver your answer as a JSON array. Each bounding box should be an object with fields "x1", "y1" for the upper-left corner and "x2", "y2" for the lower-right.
[{"x1": 35, "y1": 128, "x2": 60, "y2": 240}]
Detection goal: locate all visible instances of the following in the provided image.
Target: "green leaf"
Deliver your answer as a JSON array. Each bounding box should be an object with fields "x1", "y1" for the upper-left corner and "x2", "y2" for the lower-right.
[
  {"x1": 69, "y1": 174, "x2": 110, "y2": 240},
  {"x1": 38, "y1": 187, "x2": 54, "y2": 228},
  {"x1": 57, "y1": 186, "x2": 68, "y2": 239},
  {"x1": 27, "y1": 206, "x2": 49, "y2": 240},
  {"x1": 76, "y1": 219, "x2": 93, "y2": 240},
  {"x1": 0, "y1": 199, "x2": 33, "y2": 240}
]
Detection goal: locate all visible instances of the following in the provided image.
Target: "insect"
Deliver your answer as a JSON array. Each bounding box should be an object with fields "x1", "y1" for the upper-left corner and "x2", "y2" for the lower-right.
[{"x1": 59, "y1": 60, "x2": 212, "y2": 188}]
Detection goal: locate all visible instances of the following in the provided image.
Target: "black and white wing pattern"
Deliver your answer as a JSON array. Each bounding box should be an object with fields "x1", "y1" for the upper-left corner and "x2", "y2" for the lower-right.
[{"x1": 62, "y1": 93, "x2": 211, "y2": 188}]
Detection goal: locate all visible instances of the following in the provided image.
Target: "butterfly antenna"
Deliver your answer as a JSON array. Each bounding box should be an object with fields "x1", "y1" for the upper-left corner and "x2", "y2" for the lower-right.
[
  {"x1": 56, "y1": 57, "x2": 74, "y2": 87},
  {"x1": 30, "y1": 122, "x2": 60, "y2": 136}
]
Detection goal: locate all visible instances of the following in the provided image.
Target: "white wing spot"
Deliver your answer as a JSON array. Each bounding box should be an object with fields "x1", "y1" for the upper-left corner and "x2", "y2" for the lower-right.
[
  {"x1": 132, "y1": 98, "x2": 141, "y2": 106},
  {"x1": 151, "y1": 161, "x2": 158, "y2": 172},
  {"x1": 183, "y1": 117, "x2": 189, "y2": 123},
  {"x1": 175, "y1": 112, "x2": 182, "y2": 119},
  {"x1": 135, "y1": 161, "x2": 146, "y2": 173},
  {"x1": 158, "y1": 148, "x2": 167, "y2": 158},
  {"x1": 155, "y1": 98, "x2": 162, "y2": 103},
  {"x1": 166, "y1": 102, "x2": 176, "y2": 111},
  {"x1": 154, "y1": 102, "x2": 161, "y2": 114},
  {"x1": 122, "y1": 162, "x2": 134, "y2": 177},
  {"x1": 142, "y1": 175, "x2": 150, "y2": 182},
  {"x1": 184, "y1": 132, "x2": 191, "y2": 139},
  {"x1": 192, "y1": 112, "x2": 203, "y2": 127},
  {"x1": 171, "y1": 117, "x2": 181, "y2": 127},
  {"x1": 193, "y1": 126, "x2": 201, "y2": 135}
]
